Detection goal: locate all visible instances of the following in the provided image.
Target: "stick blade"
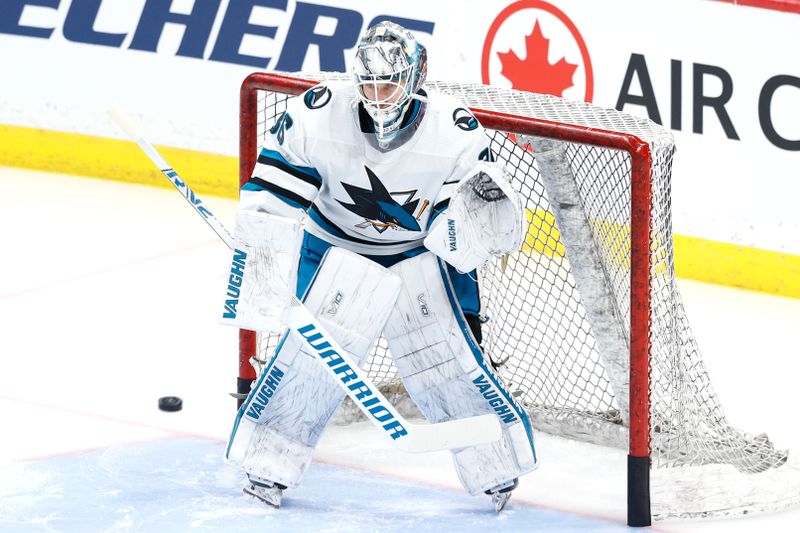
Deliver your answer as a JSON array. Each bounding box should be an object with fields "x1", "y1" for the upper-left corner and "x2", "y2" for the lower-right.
[{"x1": 397, "y1": 414, "x2": 502, "y2": 453}]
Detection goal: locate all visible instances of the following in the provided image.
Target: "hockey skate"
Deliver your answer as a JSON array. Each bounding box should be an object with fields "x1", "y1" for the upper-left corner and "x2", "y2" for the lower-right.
[
  {"x1": 243, "y1": 474, "x2": 284, "y2": 509},
  {"x1": 486, "y1": 478, "x2": 518, "y2": 512}
]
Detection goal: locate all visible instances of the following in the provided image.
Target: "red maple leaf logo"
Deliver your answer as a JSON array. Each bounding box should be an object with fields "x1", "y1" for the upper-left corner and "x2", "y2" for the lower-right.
[{"x1": 497, "y1": 20, "x2": 577, "y2": 97}]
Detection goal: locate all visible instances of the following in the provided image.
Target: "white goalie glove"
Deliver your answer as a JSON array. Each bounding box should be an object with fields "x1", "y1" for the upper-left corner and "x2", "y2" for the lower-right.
[
  {"x1": 219, "y1": 210, "x2": 302, "y2": 333},
  {"x1": 424, "y1": 162, "x2": 526, "y2": 273}
]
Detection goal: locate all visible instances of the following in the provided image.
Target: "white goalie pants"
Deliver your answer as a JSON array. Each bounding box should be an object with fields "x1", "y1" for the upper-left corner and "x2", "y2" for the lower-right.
[{"x1": 226, "y1": 246, "x2": 537, "y2": 494}]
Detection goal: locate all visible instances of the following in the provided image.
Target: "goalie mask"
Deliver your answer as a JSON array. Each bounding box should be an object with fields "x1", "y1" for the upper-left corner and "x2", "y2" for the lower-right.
[{"x1": 353, "y1": 21, "x2": 427, "y2": 144}]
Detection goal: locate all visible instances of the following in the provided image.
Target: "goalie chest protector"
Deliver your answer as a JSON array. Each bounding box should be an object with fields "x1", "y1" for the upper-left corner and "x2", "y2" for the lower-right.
[{"x1": 257, "y1": 81, "x2": 491, "y2": 256}]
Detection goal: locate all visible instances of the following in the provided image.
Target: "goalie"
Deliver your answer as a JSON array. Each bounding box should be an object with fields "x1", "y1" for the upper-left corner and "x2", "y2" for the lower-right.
[{"x1": 221, "y1": 21, "x2": 537, "y2": 512}]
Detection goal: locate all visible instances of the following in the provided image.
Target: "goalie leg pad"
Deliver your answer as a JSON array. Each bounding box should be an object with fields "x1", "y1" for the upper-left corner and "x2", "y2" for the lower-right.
[
  {"x1": 383, "y1": 252, "x2": 537, "y2": 494},
  {"x1": 226, "y1": 247, "x2": 402, "y2": 488}
]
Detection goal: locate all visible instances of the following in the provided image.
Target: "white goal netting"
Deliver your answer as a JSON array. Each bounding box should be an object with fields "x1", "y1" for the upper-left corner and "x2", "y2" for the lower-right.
[{"x1": 242, "y1": 72, "x2": 800, "y2": 521}]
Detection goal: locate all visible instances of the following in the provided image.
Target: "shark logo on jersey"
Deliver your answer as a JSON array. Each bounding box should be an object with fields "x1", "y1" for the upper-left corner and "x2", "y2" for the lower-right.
[
  {"x1": 453, "y1": 108, "x2": 479, "y2": 131},
  {"x1": 304, "y1": 85, "x2": 332, "y2": 109},
  {"x1": 337, "y1": 166, "x2": 427, "y2": 233},
  {"x1": 269, "y1": 112, "x2": 293, "y2": 145}
]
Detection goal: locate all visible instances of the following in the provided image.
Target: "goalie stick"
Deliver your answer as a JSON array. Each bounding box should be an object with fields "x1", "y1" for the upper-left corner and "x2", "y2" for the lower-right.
[{"x1": 108, "y1": 106, "x2": 503, "y2": 453}]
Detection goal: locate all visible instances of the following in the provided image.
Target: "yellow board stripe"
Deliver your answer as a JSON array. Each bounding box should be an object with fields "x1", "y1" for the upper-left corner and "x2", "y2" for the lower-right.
[
  {"x1": 0, "y1": 124, "x2": 240, "y2": 200},
  {"x1": 2, "y1": 123, "x2": 799, "y2": 299},
  {"x1": 674, "y1": 235, "x2": 800, "y2": 298}
]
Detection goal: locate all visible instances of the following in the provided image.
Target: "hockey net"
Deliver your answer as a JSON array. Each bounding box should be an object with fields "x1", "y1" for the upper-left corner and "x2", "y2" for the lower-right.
[{"x1": 238, "y1": 72, "x2": 800, "y2": 523}]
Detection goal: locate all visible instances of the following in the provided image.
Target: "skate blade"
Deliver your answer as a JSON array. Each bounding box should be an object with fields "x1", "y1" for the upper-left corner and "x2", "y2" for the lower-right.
[
  {"x1": 492, "y1": 492, "x2": 512, "y2": 512},
  {"x1": 243, "y1": 484, "x2": 282, "y2": 509}
]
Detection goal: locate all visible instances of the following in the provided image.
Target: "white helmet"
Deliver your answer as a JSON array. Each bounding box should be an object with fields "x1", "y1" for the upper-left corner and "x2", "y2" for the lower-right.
[{"x1": 353, "y1": 22, "x2": 427, "y2": 143}]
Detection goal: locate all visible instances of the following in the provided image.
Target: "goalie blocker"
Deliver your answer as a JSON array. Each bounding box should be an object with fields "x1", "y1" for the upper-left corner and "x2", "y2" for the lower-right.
[{"x1": 219, "y1": 210, "x2": 301, "y2": 334}]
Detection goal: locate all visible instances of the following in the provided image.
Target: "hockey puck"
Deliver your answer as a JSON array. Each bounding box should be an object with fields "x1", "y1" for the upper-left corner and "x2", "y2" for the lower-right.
[{"x1": 158, "y1": 396, "x2": 183, "y2": 412}]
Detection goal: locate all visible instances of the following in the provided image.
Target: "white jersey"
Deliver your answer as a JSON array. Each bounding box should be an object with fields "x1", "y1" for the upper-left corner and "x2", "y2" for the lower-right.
[{"x1": 240, "y1": 81, "x2": 493, "y2": 256}]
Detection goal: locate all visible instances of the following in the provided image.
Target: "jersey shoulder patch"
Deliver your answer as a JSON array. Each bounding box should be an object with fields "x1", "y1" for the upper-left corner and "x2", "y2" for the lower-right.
[
  {"x1": 303, "y1": 85, "x2": 333, "y2": 110},
  {"x1": 452, "y1": 107, "x2": 479, "y2": 131},
  {"x1": 269, "y1": 112, "x2": 293, "y2": 145}
]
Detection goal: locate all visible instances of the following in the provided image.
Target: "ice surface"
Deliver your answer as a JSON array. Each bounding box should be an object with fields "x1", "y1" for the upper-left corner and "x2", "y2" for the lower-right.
[
  {"x1": 0, "y1": 438, "x2": 636, "y2": 532},
  {"x1": 1, "y1": 168, "x2": 799, "y2": 532}
]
